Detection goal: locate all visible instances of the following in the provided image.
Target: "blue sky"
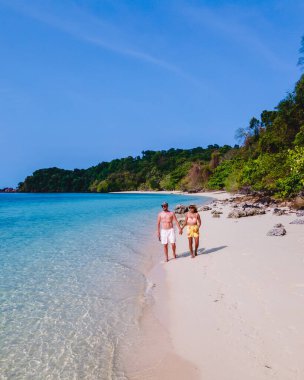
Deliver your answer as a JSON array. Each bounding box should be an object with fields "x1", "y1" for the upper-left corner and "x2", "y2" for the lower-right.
[{"x1": 0, "y1": 0, "x2": 303, "y2": 187}]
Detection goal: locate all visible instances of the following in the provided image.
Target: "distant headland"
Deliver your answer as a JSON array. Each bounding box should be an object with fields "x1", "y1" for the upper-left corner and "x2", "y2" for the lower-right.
[{"x1": 0, "y1": 187, "x2": 17, "y2": 193}]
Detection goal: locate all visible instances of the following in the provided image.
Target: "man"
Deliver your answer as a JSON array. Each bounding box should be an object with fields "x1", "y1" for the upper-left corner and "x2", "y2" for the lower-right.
[{"x1": 157, "y1": 202, "x2": 182, "y2": 262}]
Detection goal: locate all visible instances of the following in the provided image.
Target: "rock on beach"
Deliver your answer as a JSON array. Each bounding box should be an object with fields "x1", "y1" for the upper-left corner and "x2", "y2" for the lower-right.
[
  {"x1": 290, "y1": 219, "x2": 304, "y2": 224},
  {"x1": 267, "y1": 223, "x2": 287, "y2": 236}
]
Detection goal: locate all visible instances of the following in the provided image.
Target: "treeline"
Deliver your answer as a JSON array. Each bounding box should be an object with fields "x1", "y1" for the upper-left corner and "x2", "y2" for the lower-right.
[
  {"x1": 18, "y1": 145, "x2": 234, "y2": 193},
  {"x1": 18, "y1": 74, "x2": 304, "y2": 198},
  {"x1": 208, "y1": 73, "x2": 304, "y2": 198}
]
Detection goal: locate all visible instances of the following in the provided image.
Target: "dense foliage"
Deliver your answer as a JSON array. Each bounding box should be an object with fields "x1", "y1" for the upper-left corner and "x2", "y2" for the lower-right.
[
  {"x1": 208, "y1": 73, "x2": 304, "y2": 198},
  {"x1": 18, "y1": 73, "x2": 304, "y2": 199},
  {"x1": 18, "y1": 145, "x2": 234, "y2": 193}
]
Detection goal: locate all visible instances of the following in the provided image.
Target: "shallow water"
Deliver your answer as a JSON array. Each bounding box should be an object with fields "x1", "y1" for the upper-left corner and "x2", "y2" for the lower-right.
[{"x1": 0, "y1": 193, "x2": 204, "y2": 379}]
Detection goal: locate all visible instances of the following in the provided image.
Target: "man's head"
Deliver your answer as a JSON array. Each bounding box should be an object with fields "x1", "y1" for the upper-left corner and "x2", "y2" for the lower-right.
[{"x1": 161, "y1": 202, "x2": 168, "y2": 210}]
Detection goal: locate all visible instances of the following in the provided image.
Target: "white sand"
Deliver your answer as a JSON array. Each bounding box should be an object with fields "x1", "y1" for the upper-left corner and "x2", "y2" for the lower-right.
[{"x1": 150, "y1": 191, "x2": 304, "y2": 379}]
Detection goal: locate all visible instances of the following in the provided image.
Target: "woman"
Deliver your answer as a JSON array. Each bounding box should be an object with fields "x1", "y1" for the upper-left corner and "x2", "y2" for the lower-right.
[{"x1": 182, "y1": 205, "x2": 201, "y2": 258}]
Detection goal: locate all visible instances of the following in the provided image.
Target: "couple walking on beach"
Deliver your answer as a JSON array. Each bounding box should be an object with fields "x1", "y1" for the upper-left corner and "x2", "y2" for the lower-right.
[{"x1": 157, "y1": 202, "x2": 201, "y2": 262}]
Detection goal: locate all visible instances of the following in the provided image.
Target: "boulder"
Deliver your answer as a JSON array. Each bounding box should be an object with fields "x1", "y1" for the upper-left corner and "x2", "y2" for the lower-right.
[
  {"x1": 228, "y1": 209, "x2": 247, "y2": 218},
  {"x1": 245, "y1": 208, "x2": 266, "y2": 216},
  {"x1": 174, "y1": 204, "x2": 188, "y2": 214},
  {"x1": 242, "y1": 203, "x2": 262, "y2": 209},
  {"x1": 274, "y1": 223, "x2": 284, "y2": 228},
  {"x1": 259, "y1": 196, "x2": 272, "y2": 206},
  {"x1": 267, "y1": 223, "x2": 286, "y2": 236},
  {"x1": 228, "y1": 208, "x2": 266, "y2": 218},
  {"x1": 199, "y1": 205, "x2": 212, "y2": 211},
  {"x1": 292, "y1": 195, "x2": 304, "y2": 210},
  {"x1": 211, "y1": 210, "x2": 223, "y2": 215},
  {"x1": 273, "y1": 208, "x2": 287, "y2": 216},
  {"x1": 290, "y1": 219, "x2": 304, "y2": 225}
]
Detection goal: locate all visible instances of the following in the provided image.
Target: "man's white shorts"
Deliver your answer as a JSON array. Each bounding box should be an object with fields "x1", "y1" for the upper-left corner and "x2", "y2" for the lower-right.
[{"x1": 161, "y1": 228, "x2": 176, "y2": 245}]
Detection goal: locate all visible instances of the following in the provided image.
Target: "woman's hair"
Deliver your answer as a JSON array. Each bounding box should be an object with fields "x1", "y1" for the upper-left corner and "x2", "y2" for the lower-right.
[{"x1": 188, "y1": 205, "x2": 197, "y2": 213}]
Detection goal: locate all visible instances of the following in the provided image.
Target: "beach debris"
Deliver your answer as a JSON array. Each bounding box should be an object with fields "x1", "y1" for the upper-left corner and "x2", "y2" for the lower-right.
[
  {"x1": 296, "y1": 210, "x2": 304, "y2": 217},
  {"x1": 267, "y1": 223, "x2": 286, "y2": 236},
  {"x1": 290, "y1": 219, "x2": 304, "y2": 224}
]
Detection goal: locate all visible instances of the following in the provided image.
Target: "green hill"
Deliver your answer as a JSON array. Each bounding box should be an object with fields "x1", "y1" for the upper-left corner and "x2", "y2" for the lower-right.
[{"x1": 18, "y1": 74, "x2": 304, "y2": 199}]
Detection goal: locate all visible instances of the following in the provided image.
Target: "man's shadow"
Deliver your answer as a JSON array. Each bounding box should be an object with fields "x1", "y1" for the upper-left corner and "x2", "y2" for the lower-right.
[{"x1": 178, "y1": 245, "x2": 227, "y2": 258}]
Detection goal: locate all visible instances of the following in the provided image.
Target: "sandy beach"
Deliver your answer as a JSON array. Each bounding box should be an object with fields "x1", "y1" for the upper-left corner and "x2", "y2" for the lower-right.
[{"x1": 148, "y1": 191, "x2": 304, "y2": 380}]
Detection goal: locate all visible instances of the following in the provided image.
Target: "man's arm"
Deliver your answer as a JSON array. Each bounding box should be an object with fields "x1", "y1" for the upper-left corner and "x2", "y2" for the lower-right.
[
  {"x1": 173, "y1": 212, "x2": 182, "y2": 234},
  {"x1": 157, "y1": 214, "x2": 161, "y2": 241}
]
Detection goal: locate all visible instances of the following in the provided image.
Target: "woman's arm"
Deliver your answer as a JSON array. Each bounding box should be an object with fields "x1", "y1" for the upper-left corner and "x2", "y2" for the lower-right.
[
  {"x1": 173, "y1": 212, "x2": 182, "y2": 234},
  {"x1": 197, "y1": 213, "x2": 201, "y2": 228},
  {"x1": 181, "y1": 213, "x2": 188, "y2": 230}
]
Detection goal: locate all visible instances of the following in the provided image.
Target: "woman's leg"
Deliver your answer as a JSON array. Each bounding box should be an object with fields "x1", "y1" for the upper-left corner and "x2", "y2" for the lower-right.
[
  {"x1": 188, "y1": 237, "x2": 195, "y2": 258},
  {"x1": 194, "y1": 237, "x2": 199, "y2": 256},
  {"x1": 171, "y1": 243, "x2": 177, "y2": 259}
]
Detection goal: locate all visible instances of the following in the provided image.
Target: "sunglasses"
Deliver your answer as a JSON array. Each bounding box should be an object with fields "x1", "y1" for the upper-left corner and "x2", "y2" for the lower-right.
[{"x1": 161, "y1": 204, "x2": 168, "y2": 208}]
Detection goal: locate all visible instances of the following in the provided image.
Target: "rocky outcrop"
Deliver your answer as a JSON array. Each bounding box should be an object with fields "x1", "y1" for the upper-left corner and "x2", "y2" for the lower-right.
[{"x1": 228, "y1": 208, "x2": 266, "y2": 218}]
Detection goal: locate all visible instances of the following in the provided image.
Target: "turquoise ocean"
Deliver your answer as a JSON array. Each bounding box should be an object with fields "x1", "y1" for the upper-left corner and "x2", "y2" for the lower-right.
[{"x1": 0, "y1": 193, "x2": 206, "y2": 379}]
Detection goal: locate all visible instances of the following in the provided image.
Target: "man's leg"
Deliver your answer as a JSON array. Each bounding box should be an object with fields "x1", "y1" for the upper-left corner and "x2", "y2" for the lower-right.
[
  {"x1": 171, "y1": 243, "x2": 177, "y2": 259},
  {"x1": 163, "y1": 244, "x2": 169, "y2": 262},
  {"x1": 188, "y1": 237, "x2": 195, "y2": 258},
  {"x1": 194, "y1": 237, "x2": 199, "y2": 256}
]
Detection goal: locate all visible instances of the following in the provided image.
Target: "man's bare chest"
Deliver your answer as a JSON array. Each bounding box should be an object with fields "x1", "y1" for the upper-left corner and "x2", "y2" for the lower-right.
[{"x1": 160, "y1": 212, "x2": 173, "y2": 222}]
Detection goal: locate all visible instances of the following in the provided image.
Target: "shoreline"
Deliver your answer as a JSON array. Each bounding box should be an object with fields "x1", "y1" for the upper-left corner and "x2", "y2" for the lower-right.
[
  {"x1": 144, "y1": 191, "x2": 304, "y2": 379},
  {"x1": 123, "y1": 193, "x2": 213, "y2": 379}
]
